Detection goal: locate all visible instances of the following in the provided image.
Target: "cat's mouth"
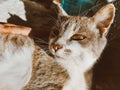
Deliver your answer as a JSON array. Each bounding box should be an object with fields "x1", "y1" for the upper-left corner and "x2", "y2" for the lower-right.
[
  {"x1": 49, "y1": 52, "x2": 62, "y2": 58},
  {"x1": 49, "y1": 48, "x2": 72, "y2": 58},
  {"x1": 49, "y1": 49, "x2": 59, "y2": 58},
  {"x1": 49, "y1": 50, "x2": 63, "y2": 58}
]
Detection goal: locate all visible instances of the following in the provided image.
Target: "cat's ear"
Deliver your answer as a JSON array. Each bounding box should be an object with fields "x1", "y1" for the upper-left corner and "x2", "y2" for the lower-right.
[
  {"x1": 53, "y1": 0, "x2": 69, "y2": 16},
  {"x1": 91, "y1": 4, "x2": 115, "y2": 36}
]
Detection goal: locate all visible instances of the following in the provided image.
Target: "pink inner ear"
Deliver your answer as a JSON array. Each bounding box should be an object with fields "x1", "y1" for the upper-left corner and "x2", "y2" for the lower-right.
[
  {"x1": 0, "y1": 24, "x2": 31, "y2": 36},
  {"x1": 97, "y1": 15, "x2": 114, "y2": 36},
  {"x1": 91, "y1": 4, "x2": 115, "y2": 36}
]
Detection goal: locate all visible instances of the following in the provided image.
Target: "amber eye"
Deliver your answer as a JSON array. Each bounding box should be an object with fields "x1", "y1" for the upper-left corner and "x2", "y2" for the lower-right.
[{"x1": 71, "y1": 34, "x2": 86, "y2": 41}]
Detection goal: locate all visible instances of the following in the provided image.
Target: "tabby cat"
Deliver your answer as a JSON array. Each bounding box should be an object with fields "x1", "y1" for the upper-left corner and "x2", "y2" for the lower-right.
[{"x1": 0, "y1": 1, "x2": 115, "y2": 90}]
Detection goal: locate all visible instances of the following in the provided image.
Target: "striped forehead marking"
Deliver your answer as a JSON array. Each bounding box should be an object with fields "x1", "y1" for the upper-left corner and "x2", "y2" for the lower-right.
[{"x1": 61, "y1": 17, "x2": 81, "y2": 33}]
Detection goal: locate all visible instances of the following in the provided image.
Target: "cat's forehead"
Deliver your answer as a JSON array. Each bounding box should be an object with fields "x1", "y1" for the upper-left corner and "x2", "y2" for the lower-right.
[
  {"x1": 61, "y1": 16, "x2": 90, "y2": 24},
  {"x1": 60, "y1": 16, "x2": 93, "y2": 33}
]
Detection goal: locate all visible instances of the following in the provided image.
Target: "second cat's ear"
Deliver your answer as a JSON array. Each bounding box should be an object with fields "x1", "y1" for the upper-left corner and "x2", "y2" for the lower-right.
[
  {"x1": 53, "y1": 0, "x2": 69, "y2": 16},
  {"x1": 91, "y1": 4, "x2": 115, "y2": 36}
]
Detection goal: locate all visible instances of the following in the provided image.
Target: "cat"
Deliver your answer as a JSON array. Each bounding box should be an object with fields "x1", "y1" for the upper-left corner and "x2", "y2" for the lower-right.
[
  {"x1": 48, "y1": 1, "x2": 115, "y2": 90},
  {"x1": 0, "y1": 1, "x2": 115, "y2": 90}
]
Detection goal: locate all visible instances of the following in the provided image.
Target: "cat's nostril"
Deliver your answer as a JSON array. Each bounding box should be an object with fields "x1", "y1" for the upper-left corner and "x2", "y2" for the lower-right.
[{"x1": 52, "y1": 44, "x2": 62, "y2": 52}]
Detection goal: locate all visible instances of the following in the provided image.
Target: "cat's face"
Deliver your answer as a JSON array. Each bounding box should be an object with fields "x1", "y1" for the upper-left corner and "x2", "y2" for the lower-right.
[
  {"x1": 49, "y1": 17, "x2": 105, "y2": 59},
  {"x1": 49, "y1": 3, "x2": 115, "y2": 70}
]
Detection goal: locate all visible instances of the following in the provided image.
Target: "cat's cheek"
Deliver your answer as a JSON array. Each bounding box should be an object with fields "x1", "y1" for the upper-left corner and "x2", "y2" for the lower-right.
[
  {"x1": 55, "y1": 49, "x2": 63, "y2": 56},
  {"x1": 68, "y1": 43, "x2": 83, "y2": 55},
  {"x1": 64, "y1": 49, "x2": 72, "y2": 55}
]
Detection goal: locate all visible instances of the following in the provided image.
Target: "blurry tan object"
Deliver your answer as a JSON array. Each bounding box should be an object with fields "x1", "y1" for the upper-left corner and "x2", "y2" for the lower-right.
[
  {"x1": 0, "y1": 24, "x2": 31, "y2": 36},
  {"x1": 55, "y1": 0, "x2": 61, "y2": 3}
]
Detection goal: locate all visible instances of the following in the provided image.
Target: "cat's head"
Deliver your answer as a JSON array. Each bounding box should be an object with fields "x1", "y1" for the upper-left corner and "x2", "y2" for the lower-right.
[{"x1": 49, "y1": 2, "x2": 115, "y2": 69}]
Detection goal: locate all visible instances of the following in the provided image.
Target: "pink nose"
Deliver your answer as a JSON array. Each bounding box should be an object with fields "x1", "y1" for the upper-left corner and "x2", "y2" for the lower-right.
[{"x1": 52, "y1": 44, "x2": 62, "y2": 52}]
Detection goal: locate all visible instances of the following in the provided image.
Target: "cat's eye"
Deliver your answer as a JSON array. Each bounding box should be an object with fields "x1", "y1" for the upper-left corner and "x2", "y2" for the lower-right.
[{"x1": 71, "y1": 34, "x2": 86, "y2": 41}]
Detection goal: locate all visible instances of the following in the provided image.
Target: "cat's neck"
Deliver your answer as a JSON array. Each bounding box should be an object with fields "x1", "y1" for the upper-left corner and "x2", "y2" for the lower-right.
[
  {"x1": 55, "y1": 57, "x2": 95, "y2": 90},
  {"x1": 55, "y1": 55, "x2": 96, "y2": 74}
]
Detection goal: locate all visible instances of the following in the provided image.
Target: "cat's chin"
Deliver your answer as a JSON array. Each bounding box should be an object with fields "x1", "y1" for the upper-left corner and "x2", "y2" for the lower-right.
[
  {"x1": 49, "y1": 51, "x2": 61, "y2": 58},
  {"x1": 51, "y1": 53, "x2": 67, "y2": 59},
  {"x1": 54, "y1": 54, "x2": 73, "y2": 60}
]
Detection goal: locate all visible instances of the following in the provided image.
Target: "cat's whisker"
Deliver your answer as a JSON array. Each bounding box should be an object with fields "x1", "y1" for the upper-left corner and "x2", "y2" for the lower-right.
[
  {"x1": 33, "y1": 37, "x2": 48, "y2": 45},
  {"x1": 35, "y1": 39, "x2": 48, "y2": 44},
  {"x1": 38, "y1": 44, "x2": 49, "y2": 51},
  {"x1": 38, "y1": 46, "x2": 50, "y2": 54}
]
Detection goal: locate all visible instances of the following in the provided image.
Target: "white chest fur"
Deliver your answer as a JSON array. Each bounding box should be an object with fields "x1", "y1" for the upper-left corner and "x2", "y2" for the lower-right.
[
  {"x1": 56, "y1": 57, "x2": 94, "y2": 90},
  {"x1": 62, "y1": 68, "x2": 87, "y2": 90}
]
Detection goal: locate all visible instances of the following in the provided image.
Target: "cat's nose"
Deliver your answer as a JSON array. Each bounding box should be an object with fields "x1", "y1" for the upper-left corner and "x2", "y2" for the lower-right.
[{"x1": 52, "y1": 44, "x2": 63, "y2": 52}]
